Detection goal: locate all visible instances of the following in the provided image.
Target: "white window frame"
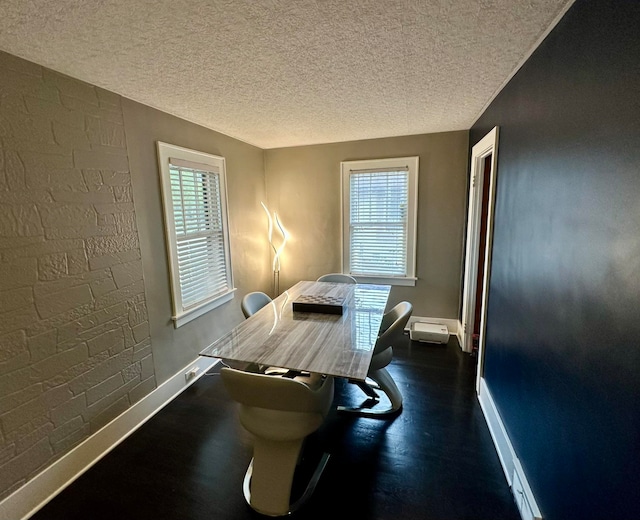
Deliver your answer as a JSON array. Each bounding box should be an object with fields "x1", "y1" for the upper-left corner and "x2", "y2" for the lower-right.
[
  {"x1": 341, "y1": 156, "x2": 419, "y2": 287},
  {"x1": 156, "y1": 142, "x2": 235, "y2": 328}
]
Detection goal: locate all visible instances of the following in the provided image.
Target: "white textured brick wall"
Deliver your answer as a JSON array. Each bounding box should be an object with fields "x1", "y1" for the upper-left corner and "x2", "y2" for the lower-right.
[{"x1": 0, "y1": 51, "x2": 155, "y2": 500}]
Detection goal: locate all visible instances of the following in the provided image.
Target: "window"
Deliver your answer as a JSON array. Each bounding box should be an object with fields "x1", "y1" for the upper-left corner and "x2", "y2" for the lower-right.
[
  {"x1": 157, "y1": 142, "x2": 235, "y2": 327},
  {"x1": 341, "y1": 157, "x2": 418, "y2": 286}
]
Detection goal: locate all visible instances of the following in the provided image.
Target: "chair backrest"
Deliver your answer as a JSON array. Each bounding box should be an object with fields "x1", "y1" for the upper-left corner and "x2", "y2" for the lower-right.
[
  {"x1": 373, "y1": 301, "x2": 413, "y2": 355},
  {"x1": 220, "y1": 367, "x2": 333, "y2": 413},
  {"x1": 316, "y1": 273, "x2": 357, "y2": 284},
  {"x1": 241, "y1": 291, "x2": 272, "y2": 318}
]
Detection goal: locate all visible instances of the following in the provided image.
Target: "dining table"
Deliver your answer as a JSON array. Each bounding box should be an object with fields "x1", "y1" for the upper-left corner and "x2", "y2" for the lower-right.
[{"x1": 199, "y1": 280, "x2": 392, "y2": 380}]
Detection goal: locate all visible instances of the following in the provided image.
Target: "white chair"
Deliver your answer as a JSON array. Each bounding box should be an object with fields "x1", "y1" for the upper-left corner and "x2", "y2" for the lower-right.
[
  {"x1": 316, "y1": 273, "x2": 357, "y2": 284},
  {"x1": 338, "y1": 301, "x2": 413, "y2": 417},
  {"x1": 220, "y1": 367, "x2": 334, "y2": 516},
  {"x1": 241, "y1": 291, "x2": 272, "y2": 318}
]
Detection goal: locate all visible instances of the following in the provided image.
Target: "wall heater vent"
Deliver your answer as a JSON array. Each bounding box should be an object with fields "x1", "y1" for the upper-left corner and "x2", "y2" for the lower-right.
[{"x1": 409, "y1": 322, "x2": 449, "y2": 344}]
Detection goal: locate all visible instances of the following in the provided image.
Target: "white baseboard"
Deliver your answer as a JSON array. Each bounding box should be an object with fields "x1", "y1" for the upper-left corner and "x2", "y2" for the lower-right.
[
  {"x1": 478, "y1": 378, "x2": 542, "y2": 520},
  {"x1": 455, "y1": 321, "x2": 464, "y2": 351},
  {"x1": 405, "y1": 316, "x2": 461, "y2": 337},
  {"x1": 477, "y1": 378, "x2": 517, "y2": 486},
  {"x1": 0, "y1": 356, "x2": 219, "y2": 520}
]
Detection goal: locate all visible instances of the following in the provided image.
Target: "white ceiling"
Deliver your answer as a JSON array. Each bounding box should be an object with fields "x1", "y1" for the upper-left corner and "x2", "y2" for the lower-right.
[{"x1": 0, "y1": 0, "x2": 574, "y2": 149}]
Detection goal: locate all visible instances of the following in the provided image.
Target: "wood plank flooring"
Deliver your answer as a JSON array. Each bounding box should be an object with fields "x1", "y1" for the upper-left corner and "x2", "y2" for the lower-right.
[{"x1": 30, "y1": 335, "x2": 521, "y2": 520}]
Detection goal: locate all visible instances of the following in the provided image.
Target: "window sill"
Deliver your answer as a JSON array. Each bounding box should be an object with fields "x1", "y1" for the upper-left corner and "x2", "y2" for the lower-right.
[
  {"x1": 172, "y1": 288, "x2": 236, "y2": 328},
  {"x1": 352, "y1": 276, "x2": 417, "y2": 287}
]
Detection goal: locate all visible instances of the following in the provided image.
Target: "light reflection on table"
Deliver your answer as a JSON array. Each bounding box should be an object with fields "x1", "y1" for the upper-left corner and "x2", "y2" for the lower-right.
[{"x1": 352, "y1": 285, "x2": 393, "y2": 351}]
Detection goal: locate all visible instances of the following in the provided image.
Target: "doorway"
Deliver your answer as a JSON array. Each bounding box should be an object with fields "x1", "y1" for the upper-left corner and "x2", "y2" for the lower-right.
[{"x1": 459, "y1": 127, "x2": 499, "y2": 391}]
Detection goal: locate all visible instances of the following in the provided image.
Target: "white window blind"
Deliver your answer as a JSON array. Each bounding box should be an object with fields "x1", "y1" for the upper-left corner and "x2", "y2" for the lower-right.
[
  {"x1": 157, "y1": 142, "x2": 234, "y2": 327},
  {"x1": 349, "y1": 169, "x2": 409, "y2": 276},
  {"x1": 341, "y1": 157, "x2": 418, "y2": 286},
  {"x1": 169, "y1": 161, "x2": 229, "y2": 309}
]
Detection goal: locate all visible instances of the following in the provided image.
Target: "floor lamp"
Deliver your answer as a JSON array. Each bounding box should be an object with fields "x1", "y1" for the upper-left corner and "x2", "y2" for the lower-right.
[{"x1": 261, "y1": 202, "x2": 288, "y2": 296}]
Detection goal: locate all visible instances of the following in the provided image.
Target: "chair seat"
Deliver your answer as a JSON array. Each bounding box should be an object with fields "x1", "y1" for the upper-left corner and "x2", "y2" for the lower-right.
[
  {"x1": 316, "y1": 273, "x2": 357, "y2": 284},
  {"x1": 337, "y1": 301, "x2": 412, "y2": 418},
  {"x1": 221, "y1": 367, "x2": 334, "y2": 516},
  {"x1": 241, "y1": 291, "x2": 273, "y2": 319}
]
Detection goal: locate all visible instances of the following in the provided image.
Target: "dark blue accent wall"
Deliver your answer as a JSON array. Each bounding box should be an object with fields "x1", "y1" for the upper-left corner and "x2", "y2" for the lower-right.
[{"x1": 470, "y1": 1, "x2": 640, "y2": 519}]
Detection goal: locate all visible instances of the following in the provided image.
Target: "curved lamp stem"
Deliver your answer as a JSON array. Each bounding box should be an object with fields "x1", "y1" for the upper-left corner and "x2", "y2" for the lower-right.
[{"x1": 261, "y1": 202, "x2": 289, "y2": 296}]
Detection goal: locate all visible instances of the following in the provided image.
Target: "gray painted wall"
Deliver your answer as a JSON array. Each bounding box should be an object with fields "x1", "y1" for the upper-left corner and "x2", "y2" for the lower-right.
[
  {"x1": 264, "y1": 131, "x2": 469, "y2": 318},
  {"x1": 0, "y1": 51, "x2": 153, "y2": 499},
  {"x1": 122, "y1": 99, "x2": 270, "y2": 384},
  {"x1": 0, "y1": 51, "x2": 271, "y2": 501}
]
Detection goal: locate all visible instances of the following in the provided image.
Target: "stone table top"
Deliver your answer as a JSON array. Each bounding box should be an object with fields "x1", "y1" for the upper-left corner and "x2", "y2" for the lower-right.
[{"x1": 200, "y1": 280, "x2": 391, "y2": 380}]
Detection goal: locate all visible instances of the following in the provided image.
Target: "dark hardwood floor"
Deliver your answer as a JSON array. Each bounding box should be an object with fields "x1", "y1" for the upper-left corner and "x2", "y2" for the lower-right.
[{"x1": 31, "y1": 335, "x2": 520, "y2": 520}]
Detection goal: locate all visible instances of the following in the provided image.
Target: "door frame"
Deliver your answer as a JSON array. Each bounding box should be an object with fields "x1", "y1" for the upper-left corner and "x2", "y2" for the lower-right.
[{"x1": 459, "y1": 127, "x2": 499, "y2": 390}]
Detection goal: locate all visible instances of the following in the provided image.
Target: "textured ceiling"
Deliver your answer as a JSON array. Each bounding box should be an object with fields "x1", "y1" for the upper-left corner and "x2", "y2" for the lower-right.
[{"x1": 0, "y1": 0, "x2": 574, "y2": 149}]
